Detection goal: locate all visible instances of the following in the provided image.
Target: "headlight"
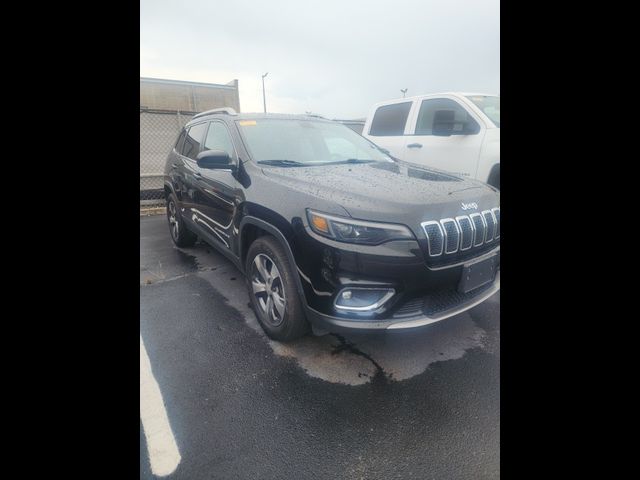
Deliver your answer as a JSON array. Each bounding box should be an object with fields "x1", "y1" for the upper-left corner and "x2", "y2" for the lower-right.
[{"x1": 306, "y1": 209, "x2": 415, "y2": 245}]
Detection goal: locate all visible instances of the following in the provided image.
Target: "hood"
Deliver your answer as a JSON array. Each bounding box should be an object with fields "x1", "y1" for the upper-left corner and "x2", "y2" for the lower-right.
[{"x1": 260, "y1": 160, "x2": 500, "y2": 225}]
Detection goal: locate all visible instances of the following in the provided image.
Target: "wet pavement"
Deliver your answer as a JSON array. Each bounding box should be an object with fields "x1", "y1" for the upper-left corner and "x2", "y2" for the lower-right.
[{"x1": 140, "y1": 214, "x2": 500, "y2": 479}]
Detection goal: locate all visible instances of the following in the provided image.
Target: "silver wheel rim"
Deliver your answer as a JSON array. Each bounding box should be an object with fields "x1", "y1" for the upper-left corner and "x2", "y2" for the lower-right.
[
  {"x1": 168, "y1": 201, "x2": 179, "y2": 240},
  {"x1": 251, "y1": 253, "x2": 286, "y2": 326}
]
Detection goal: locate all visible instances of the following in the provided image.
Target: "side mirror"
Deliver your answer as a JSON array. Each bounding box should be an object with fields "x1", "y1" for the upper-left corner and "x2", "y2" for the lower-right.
[
  {"x1": 432, "y1": 110, "x2": 469, "y2": 137},
  {"x1": 196, "y1": 150, "x2": 233, "y2": 169},
  {"x1": 432, "y1": 110, "x2": 459, "y2": 136}
]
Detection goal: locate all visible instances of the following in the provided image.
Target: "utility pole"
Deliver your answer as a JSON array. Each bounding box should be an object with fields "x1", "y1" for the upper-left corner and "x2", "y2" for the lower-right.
[
  {"x1": 401, "y1": 88, "x2": 408, "y2": 98},
  {"x1": 262, "y1": 72, "x2": 269, "y2": 113}
]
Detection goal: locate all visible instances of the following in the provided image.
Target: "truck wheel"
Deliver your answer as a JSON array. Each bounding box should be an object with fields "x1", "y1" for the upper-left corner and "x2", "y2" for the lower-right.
[
  {"x1": 246, "y1": 236, "x2": 309, "y2": 342},
  {"x1": 167, "y1": 194, "x2": 197, "y2": 247},
  {"x1": 488, "y1": 169, "x2": 500, "y2": 190}
]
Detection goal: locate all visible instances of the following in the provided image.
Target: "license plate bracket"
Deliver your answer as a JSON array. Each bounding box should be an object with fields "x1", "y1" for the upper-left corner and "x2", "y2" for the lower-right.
[{"x1": 458, "y1": 255, "x2": 497, "y2": 293}]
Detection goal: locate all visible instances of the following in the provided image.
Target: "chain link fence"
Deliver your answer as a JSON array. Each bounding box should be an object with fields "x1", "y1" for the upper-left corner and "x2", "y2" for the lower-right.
[{"x1": 140, "y1": 109, "x2": 195, "y2": 210}]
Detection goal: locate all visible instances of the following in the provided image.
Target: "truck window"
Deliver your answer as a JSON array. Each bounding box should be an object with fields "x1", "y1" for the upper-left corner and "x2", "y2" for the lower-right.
[
  {"x1": 465, "y1": 95, "x2": 500, "y2": 127},
  {"x1": 415, "y1": 98, "x2": 480, "y2": 135},
  {"x1": 369, "y1": 102, "x2": 412, "y2": 136}
]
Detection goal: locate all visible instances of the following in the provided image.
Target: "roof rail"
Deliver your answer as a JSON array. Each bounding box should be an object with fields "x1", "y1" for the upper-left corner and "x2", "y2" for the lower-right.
[{"x1": 192, "y1": 107, "x2": 238, "y2": 119}]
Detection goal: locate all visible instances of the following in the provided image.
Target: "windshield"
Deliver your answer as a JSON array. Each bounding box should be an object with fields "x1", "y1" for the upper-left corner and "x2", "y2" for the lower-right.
[
  {"x1": 466, "y1": 95, "x2": 500, "y2": 127},
  {"x1": 236, "y1": 118, "x2": 392, "y2": 165}
]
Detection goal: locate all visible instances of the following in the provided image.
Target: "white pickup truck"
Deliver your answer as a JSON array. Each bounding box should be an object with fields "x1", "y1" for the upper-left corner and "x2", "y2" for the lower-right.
[{"x1": 362, "y1": 92, "x2": 500, "y2": 189}]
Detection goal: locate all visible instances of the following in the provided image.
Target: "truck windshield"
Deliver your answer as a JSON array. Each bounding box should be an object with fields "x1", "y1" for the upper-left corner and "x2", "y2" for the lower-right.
[
  {"x1": 236, "y1": 119, "x2": 392, "y2": 166},
  {"x1": 466, "y1": 95, "x2": 500, "y2": 127}
]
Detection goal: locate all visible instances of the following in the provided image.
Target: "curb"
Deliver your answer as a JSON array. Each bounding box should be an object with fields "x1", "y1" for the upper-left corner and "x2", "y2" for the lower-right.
[{"x1": 141, "y1": 207, "x2": 165, "y2": 216}]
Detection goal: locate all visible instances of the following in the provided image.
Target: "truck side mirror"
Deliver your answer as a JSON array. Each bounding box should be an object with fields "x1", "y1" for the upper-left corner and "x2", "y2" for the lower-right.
[{"x1": 432, "y1": 110, "x2": 458, "y2": 136}]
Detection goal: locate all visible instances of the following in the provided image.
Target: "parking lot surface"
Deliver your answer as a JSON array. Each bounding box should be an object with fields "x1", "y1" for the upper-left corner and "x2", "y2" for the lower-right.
[{"x1": 140, "y1": 214, "x2": 500, "y2": 479}]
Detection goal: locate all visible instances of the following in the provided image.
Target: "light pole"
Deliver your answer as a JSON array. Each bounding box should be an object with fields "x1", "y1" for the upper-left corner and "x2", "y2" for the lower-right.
[
  {"x1": 401, "y1": 88, "x2": 408, "y2": 98},
  {"x1": 262, "y1": 72, "x2": 269, "y2": 113}
]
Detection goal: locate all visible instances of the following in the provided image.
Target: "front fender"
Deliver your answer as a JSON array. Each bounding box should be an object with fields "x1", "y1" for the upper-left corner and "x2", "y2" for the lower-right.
[{"x1": 238, "y1": 215, "x2": 309, "y2": 308}]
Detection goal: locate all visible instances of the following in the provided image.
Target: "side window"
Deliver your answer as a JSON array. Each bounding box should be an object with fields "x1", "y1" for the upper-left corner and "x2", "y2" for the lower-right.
[
  {"x1": 203, "y1": 122, "x2": 235, "y2": 156},
  {"x1": 415, "y1": 98, "x2": 480, "y2": 135},
  {"x1": 369, "y1": 102, "x2": 412, "y2": 136},
  {"x1": 181, "y1": 123, "x2": 208, "y2": 160},
  {"x1": 174, "y1": 129, "x2": 187, "y2": 152}
]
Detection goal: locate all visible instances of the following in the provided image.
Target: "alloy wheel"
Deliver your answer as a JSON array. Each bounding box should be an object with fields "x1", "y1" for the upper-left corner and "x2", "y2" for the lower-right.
[
  {"x1": 168, "y1": 201, "x2": 179, "y2": 240},
  {"x1": 251, "y1": 253, "x2": 286, "y2": 326}
]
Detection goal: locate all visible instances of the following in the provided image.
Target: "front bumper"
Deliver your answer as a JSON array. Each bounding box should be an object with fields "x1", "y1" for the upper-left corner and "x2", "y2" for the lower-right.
[
  {"x1": 305, "y1": 271, "x2": 500, "y2": 333},
  {"x1": 291, "y1": 222, "x2": 500, "y2": 332}
]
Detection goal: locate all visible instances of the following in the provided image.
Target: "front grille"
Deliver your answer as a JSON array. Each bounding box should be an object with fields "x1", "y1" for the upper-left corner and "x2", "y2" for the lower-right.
[
  {"x1": 456, "y1": 216, "x2": 473, "y2": 250},
  {"x1": 441, "y1": 219, "x2": 460, "y2": 254},
  {"x1": 422, "y1": 221, "x2": 444, "y2": 256},
  {"x1": 470, "y1": 213, "x2": 486, "y2": 246},
  {"x1": 391, "y1": 281, "x2": 496, "y2": 319},
  {"x1": 483, "y1": 210, "x2": 496, "y2": 243},
  {"x1": 421, "y1": 207, "x2": 500, "y2": 262}
]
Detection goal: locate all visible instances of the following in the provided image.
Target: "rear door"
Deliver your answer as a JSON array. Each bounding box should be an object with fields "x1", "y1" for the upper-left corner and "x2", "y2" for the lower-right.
[
  {"x1": 166, "y1": 128, "x2": 187, "y2": 201},
  {"x1": 178, "y1": 121, "x2": 209, "y2": 217},
  {"x1": 363, "y1": 101, "x2": 414, "y2": 160},
  {"x1": 401, "y1": 96, "x2": 486, "y2": 178}
]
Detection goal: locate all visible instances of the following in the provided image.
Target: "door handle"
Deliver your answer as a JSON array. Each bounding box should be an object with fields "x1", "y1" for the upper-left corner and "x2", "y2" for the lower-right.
[
  {"x1": 171, "y1": 163, "x2": 180, "y2": 169},
  {"x1": 194, "y1": 172, "x2": 203, "y2": 179},
  {"x1": 407, "y1": 143, "x2": 423, "y2": 148}
]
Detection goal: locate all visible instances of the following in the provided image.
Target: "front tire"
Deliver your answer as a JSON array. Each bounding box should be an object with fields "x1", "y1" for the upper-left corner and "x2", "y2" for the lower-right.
[
  {"x1": 487, "y1": 168, "x2": 500, "y2": 190},
  {"x1": 246, "y1": 236, "x2": 309, "y2": 342},
  {"x1": 166, "y1": 194, "x2": 197, "y2": 247}
]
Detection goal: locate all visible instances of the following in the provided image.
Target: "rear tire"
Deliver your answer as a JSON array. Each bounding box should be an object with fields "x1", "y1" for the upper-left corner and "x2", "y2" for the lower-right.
[
  {"x1": 246, "y1": 236, "x2": 309, "y2": 342},
  {"x1": 166, "y1": 194, "x2": 197, "y2": 248}
]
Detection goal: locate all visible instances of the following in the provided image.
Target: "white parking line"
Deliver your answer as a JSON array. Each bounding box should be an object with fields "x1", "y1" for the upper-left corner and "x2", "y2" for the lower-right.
[{"x1": 140, "y1": 335, "x2": 181, "y2": 476}]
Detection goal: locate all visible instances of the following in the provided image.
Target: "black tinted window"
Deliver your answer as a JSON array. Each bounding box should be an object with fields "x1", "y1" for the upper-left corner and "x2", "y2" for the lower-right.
[
  {"x1": 369, "y1": 102, "x2": 412, "y2": 136},
  {"x1": 203, "y1": 122, "x2": 234, "y2": 156},
  {"x1": 175, "y1": 129, "x2": 187, "y2": 152},
  {"x1": 182, "y1": 123, "x2": 208, "y2": 160},
  {"x1": 415, "y1": 98, "x2": 480, "y2": 135}
]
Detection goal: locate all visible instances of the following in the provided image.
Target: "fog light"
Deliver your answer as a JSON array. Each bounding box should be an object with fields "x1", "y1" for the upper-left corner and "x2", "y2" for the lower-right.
[{"x1": 334, "y1": 288, "x2": 395, "y2": 312}]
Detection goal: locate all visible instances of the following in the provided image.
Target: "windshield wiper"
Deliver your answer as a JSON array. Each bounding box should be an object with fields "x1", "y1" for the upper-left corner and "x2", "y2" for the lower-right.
[
  {"x1": 257, "y1": 159, "x2": 306, "y2": 167},
  {"x1": 324, "y1": 158, "x2": 378, "y2": 165},
  {"x1": 257, "y1": 159, "x2": 378, "y2": 167}
]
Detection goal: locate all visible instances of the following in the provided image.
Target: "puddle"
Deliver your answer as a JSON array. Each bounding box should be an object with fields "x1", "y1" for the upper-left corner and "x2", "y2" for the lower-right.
[{"x1": 196, "y1": 262, "x2": 492, "y2": 386}]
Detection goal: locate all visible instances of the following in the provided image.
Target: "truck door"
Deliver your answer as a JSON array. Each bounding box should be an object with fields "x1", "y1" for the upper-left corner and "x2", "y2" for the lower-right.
[
  {"x1": 402, "y1": 97, "x2": 485, "y2": 179},
  {"x1": 363, "y1": 101, "x2": 414, "y2": 160}
]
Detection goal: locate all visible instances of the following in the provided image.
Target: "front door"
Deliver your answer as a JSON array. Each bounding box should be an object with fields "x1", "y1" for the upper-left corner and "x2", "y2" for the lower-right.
[
  {"x1": 402, "y1": 97, "x2": 485, "y2": 179},
  {"x1": 190, "y1": 120, "x2": 239, "y2": 251}
]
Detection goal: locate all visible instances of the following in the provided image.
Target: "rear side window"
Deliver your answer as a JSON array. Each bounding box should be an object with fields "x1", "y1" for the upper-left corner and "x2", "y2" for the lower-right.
[
  {"x1": 415, "y1": 98, "x2": 480, "y2": 135},
  {"x1": 181, "y1": 123, "x2": 208, "y2": 160},
  {"x1": 369, "y1": 102, "x2": 412, "y2": 136},
  {"x1": 174, "y1": 129, "x2": 187, "y2": 152},
  {"x1": 203, "y1": 122, "x2": 235, "y2": 156}
]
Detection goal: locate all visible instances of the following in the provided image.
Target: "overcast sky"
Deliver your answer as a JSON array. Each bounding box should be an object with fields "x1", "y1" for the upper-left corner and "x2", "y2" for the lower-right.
[{"x1": 140, "y1": 0, "x2": 499, "y2": 119}]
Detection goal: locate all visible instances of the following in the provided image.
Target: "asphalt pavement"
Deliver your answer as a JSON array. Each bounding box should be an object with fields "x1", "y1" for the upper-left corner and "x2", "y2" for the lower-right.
[{"x1": 140, "y1": 214, "x2": 500, "y2": 479}]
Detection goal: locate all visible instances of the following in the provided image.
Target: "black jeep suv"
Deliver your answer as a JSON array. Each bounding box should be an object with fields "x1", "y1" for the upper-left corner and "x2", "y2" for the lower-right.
[{"x1": 164, "y1": 108, "x2": 500, "y2": 341}]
